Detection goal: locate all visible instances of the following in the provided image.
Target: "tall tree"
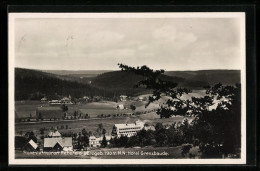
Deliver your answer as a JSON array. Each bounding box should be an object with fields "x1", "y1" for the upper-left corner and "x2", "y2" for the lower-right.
[
  {"x1": 118, "y1": 64, "x2": 241, "y2": 158},
  {"x1": 61, "y1": 104, "x2": 68, "y2": 112},
  {"x1": 101, "y1": 135, "x2": 107, "y2": 148}
]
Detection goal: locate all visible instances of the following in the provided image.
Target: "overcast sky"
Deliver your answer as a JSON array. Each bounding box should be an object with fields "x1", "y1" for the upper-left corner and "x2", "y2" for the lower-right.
[{"x1": 14, "y1": 17, "x2": 241, "y2": 71}]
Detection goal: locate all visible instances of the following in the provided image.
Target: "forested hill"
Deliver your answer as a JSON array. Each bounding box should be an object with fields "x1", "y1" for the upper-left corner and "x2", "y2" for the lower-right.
[
  {"x1": 15, "y1": 68, "x2": 114, "y2": 100},
  {"x1": 15, "y1": 68, "x2": 241, "y2": 100},
  {"x1": 91, "y1": 71, "x2": 185, "y2": 96},
  {"x1": 90, "y1": 70, "x2": 240, "y2": 92},
  {"x1": 164, "y1": 70, "x2": 240, "y2": 87}
]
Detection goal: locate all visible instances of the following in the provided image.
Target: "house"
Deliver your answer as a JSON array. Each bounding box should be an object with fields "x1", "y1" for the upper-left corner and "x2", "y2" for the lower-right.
[
  {"x1": 112, "y1": 120, "x2": 145, "y2": 137},
  {"x1": 41, "y1": 97, "x2": 47, "y2": 102},
  {"x1": 89, "y1": 135, "x2": 101, "y2": 147},
  {"x1": 89, "y1": 135, "x2": 111, "y2": 147},
  {"x1": 44, "y1": 137, "x2": 73, "y2": 152},
  {"x1": 181, "y1": 118, "x2": 194, "y2": 125},
  {"x1": 117, "y1": 104, "x2": 124, "y2": 110},
  {"x1": 23, "y1": 139, "x2": 39, "y2": 152},
  {"x1": 144, "y1": 125, "x2": 156, "y2": 131},
  {"x1": 83, "y1": 96, "x2": 90, "y2": 101},
  {"x1": 120, "y1": 95, "x2": 127, "y2": 101},
  {"x1": 137, "y1": 97, "x2": 144, "y2": 101},
  {"x1": 48, "y1": 129, "x2": 61, "y2": 138},
  {"x1": 61, "y1": 96, "x2": 72, "y2": 104},
  {"x1": 15, "y1": 136, "x2": 28, "y2": 150},
  {"x1": 49, "y1": 100, "x2": 61, "y2": 104}
]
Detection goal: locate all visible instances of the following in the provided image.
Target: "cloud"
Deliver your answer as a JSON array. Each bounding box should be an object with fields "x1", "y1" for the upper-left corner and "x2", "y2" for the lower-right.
[
  {"x1": 153, "y1": 26, "x2": 177, "y2": 40},
  {"x1": 14, "y1": 17, "x2": 242, "y2": 70}
]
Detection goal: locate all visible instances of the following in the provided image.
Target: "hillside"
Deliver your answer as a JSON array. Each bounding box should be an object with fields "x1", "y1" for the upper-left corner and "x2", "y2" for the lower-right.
[
  {"x1": 164, "y1": 70, "x2": 240, "y2": 87},
  {"x1": 15, "y1": 68, "x2": 241, "y2": 100},
  {"x1": 91, "y1": 71, "x2": 151, "y2": 96},
  {"x1": 91, "y1": 70, "x2": 203, "y2": 94},
  {"x1": 15, "y1": 68, "x2": 114, "y2": 100},
  {"x1": 42, "y1": 70, "x2": 113, "y2": 85},
  {"x1": 43, "y1": 70, "x2": 111, "y2": 76},
  {"x1": 91, "y1": 70, "x2": 240, "y2": 93}
]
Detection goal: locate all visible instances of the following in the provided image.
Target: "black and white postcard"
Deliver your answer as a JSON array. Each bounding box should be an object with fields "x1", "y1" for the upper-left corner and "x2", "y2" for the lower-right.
[{"x1": 8, "y1": 12, "x2": 246, "y2": 165}]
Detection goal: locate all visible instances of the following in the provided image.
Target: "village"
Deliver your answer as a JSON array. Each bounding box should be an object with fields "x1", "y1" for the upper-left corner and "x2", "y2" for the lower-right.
[
  {"x1": 15, "y1": 93, "x2": 194, "y2": 157},
  {"x1": 10, "y1": 13, "x2": 245, "y2": 162},
  {"x1": 16, "y1": 119, "x2": 159, "y2": 153},
  {"x1": 15, "y1": 94, "x2": 150, "y2": 123},
  {"x1": 16, "y1": 94, "x2": 158, "y2": 152}
]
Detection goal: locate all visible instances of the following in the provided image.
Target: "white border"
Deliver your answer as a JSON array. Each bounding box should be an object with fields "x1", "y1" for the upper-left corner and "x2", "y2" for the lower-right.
[{"x1": 8, "y1": 12, "x2": 246, "y2": 165}]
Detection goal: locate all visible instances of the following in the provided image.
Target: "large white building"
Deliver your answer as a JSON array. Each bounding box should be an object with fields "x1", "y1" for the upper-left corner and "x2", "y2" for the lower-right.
[{"x1": 113, "y1": 120, "x2": 145, "y2": 137}]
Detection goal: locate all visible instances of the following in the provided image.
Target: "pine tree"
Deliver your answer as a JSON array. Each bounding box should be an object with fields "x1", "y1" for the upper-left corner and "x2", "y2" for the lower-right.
[{"x1": 101, "y1": 135, "x2": 107, "y2": 148}]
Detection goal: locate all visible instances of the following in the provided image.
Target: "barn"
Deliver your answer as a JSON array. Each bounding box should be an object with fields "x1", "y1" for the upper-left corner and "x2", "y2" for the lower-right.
[{"x1": 43, "y1": 137, "x2": 73, "y2": 152}]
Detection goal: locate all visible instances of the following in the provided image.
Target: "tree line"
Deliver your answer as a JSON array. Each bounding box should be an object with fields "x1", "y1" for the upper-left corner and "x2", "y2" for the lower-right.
[
  {"x1": 117, "y1": 64, "x2": 241, "y2": 158},
  {"x1": 15, "y1": 68, "x2": 151, "y2": 100}
]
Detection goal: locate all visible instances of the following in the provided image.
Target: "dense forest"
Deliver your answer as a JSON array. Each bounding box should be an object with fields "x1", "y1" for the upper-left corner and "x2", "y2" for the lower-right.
[
  {"x1": 164, "y1": 70, "x2": 240, "y2": 87},
  {"x1": 91, "y1": 71, "x2": 185, "y2": 96},
  {"x1": 15, "y1": 68, "x2": 240, "y2": 101},
  {"x1": 15, "y1": 68, "x2": 114, "y2": 100}
]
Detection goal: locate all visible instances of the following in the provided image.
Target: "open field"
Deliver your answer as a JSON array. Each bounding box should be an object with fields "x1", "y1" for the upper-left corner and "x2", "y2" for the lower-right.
[
  {"x1": 15, "y1": 90, "x2": 205, "y2": 119},
  {"x1": 15, "y1": 146, "x2": 185, "y2": 159},
  {"x1": 15, "y1": 92, "x2": 198, "y2": 137},
  {"x1": 15, "y1": 114, "x2": 186, "y2": 137},
  {"x1": 15, "y1": 101, "x2": 45, "y2": 118},
  {"x1": 15, "y1": 100, "x2": 147, "y2": 119}
]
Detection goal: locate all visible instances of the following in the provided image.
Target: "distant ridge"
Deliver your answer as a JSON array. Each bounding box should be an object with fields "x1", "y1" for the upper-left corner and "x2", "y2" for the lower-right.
[
  {"x1": 15, "y1": 68, "x2": 241, "y2": 100},
  {"x1": 42, "y1": 70, "x2": 112, "y2": 76},
  {"x1": 164, "y1": 70, "x2": 240, "y2": 86}
]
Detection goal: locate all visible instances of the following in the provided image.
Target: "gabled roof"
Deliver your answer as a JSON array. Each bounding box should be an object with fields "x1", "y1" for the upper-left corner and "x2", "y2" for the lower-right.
[
  {"x1": 48, "y1": 130, "x2": 61, "y2": 137},
  {"x1": 44, "y1": 138, "x2": 61, "y2": 148},
  {"x1": 44, "y1": 137, "x2": 72, "y2": 148},
  {"x1": 144, "y1": 126, "x2": 156, "y2": 131},
  {"x1": 27, "y1": 139, "x2": 38, "y2": 149},
  {"x1": 115, "y1": 121, "x2": 145, "y2": 129},
  {"x1": 58, "y1": 137, "x2": 72, "y2": 147},
  {"x1": 61, "y1": 97, "x2": 70, "y2": 100},
  {"x1": 54, "y1": 141, "x2": 64, "y2": 148},
  {"x1": 89, "y1": 136, "x2": 98, "y2": 140}
]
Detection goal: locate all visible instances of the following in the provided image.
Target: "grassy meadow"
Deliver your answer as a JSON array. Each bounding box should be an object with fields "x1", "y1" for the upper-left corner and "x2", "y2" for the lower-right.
[
  {"x1": 15, "y1": 113, "x2": 185, "y2": 137},
  {"x1": 14, "y1": 91, "x2": 202, "y2": 137}
]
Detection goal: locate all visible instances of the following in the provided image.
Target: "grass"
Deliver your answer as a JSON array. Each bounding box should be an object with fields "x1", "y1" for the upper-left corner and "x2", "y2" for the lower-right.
[
  {"x1": 16, "y1": 100, "x2": 140, "y2": 118},
  {"x1": 15, "y1": 114, "x2": 186, "y2": 137},
  {"x1": 14, "y1": 94, "x2": 194, "y2": 137}
]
